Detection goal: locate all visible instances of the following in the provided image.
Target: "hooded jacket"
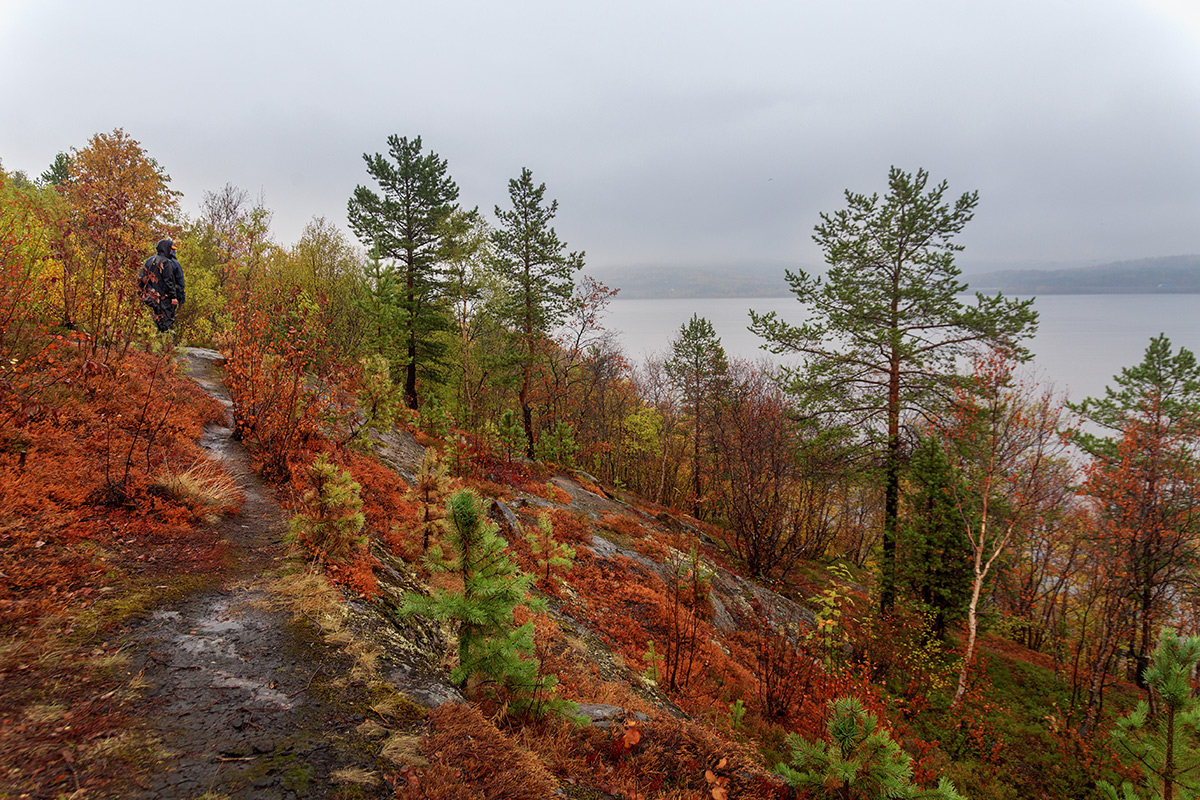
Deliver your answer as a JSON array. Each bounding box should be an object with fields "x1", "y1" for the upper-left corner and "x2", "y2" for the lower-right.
[{"x1": 143, "y1": 238, "x2": 186, "y2": 305}]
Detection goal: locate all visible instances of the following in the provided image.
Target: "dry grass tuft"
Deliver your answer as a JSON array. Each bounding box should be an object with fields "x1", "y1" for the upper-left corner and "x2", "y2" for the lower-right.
[
  {"x1": 345, "y1": 639, "x2": 380, "y2": 679},
  {"x1": 330, "y1": 766, "x2": 379, "y2": 786},
  {"x1": 379, "y1": 733, "x2": 430, "y2": 768},
  {"x1": 370, "y1": 690, "x2": 428, "y2": 725},
  {"x1": 23, "y1": 702, "x2": 68, "y2": 724},
  {"x1": 356, "y1": 718, "x2": 389, "y2": 739},
  {"x1": 272, "y1": 569, "x2": 346, "y2": 635},
  {"x1": 152, "y1": 459, "x2": 242, "y2": 516},
  {"x1": 80, "y1": 730, "x2": 163, "y2": 765}
]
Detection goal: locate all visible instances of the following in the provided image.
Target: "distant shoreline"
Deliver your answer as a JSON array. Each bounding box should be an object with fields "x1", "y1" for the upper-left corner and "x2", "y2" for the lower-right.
[
  {"x1": 590, "y1": 254, "x2": 1200, "y2": 299},
  {"x1": 609, "y1": 287, "x2": 1200, "y2": 299}
]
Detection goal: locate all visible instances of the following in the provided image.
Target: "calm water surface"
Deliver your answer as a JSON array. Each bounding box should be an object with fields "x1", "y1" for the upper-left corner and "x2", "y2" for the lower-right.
[{"x1": 602, "y1": 294, "x2": 1200, "y2": 405}]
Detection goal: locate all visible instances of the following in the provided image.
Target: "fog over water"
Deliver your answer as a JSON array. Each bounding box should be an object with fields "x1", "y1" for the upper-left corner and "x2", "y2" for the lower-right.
[{"x1": 601, "y1": 294, "x2": 1200, "y2": 406}]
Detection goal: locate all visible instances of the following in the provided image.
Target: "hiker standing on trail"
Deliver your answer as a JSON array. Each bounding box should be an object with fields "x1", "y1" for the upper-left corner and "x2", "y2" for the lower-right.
[{"x1": 139, "y1": 238, "x2": 186, "y2": 332}]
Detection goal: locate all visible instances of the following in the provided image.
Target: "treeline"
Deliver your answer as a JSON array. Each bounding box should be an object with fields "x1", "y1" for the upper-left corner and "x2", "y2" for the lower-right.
[
  {"x1": 587, "y1": 262, "x2": 793, "y2": 298},
  {"x1": 970, "y1": 254, "x2": 1200, "y2": 294},
  {"x1": 5, "y1": 131, "x2": 1200, "y2": 784}
]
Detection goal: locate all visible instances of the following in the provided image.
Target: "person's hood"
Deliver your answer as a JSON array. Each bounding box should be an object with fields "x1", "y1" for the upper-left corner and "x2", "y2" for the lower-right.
[{"x1": 156, "y1": 238, "x2": 175, "y2": 257}]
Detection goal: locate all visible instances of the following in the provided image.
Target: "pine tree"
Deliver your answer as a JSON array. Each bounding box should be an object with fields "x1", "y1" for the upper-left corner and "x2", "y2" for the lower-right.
[
  {"x1": 750, "y1": 167, "x2": 1037, "y2": 611},
  {"x1": 496, "y1": 408, "x2": 526, "y2": 464},
  {"x1": 39, "y1": 151, "x2": 71, "y2": 187},
  {"x1": 665, "y1": 314, "x2": 729, "y2": 519},
  {"x1": 1072, "y1": 335, "x2": 1200, "y2": 683},
  {"x1": 535, "y1": 419, "x2": 578, "y2": 466},
  {"x1": 900, "y1": 435, "x2": 972, "y2": 640},
  {"x1": 399, "y1": 489, "x2": 541, "y2": 692},
  {"x1": 286, "y1": 453, "x2": 366, "y2": 563},
  {"x1": 525, "y1": 513, "x2": 575, "y2": 589},
  {"x1": 1099, "y1": 631, "x2": 1200, "y2": 800},
  {"x1": 408, "y1": 449, "x2": 451, "y2": 553},
  {"x1": 346, "y1": 353, "x2": 405, "y2": 448},
  {"x1": 777, "y1": 696, "x2": 965, "y2": 800},
  {"x1": 491, "y1": 167, "x2": 584, "y2": 458},
  {"x1": 348, "y1": 135, "x2": 459, "y2": 409}
]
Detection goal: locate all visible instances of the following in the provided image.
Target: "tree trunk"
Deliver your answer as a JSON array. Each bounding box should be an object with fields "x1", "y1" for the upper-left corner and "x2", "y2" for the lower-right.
[
  {"x1": 520, "y1": 376, "x2": 535, "y2": 460},
  {"x1": 881, "y1": 423, "x2": 901, "y2": 611},
  {"x1": 691, "y1": 410, "x2": 702, "y2": 519},
  {"x1": 952, "y1": 534, "x2": 986, "y2": 707},
  {"x1": 881, "y1": 338, "x2": 902, "y2": 613},
  {"x1": 1165, "y1": 704, "x2": 1176, "y2": 800},
  {"x1": 404, "y1": 257, "x2": 419, "y2": 409},
  {"x1": 405, "y1": 339, "x2": 418, "y2": 410},
  {"x1": 521, "y1": 270, "x2": 536, "y2": 459}
]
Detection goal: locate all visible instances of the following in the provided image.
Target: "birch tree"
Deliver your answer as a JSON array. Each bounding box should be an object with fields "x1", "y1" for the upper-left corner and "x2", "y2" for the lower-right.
[{"x1": 941, "y1": 352, "x2": 1072, "y2": 707}]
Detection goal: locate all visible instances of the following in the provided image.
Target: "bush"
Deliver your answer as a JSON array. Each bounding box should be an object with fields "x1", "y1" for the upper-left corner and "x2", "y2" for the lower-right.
[
  {"x1": 399, "y1": 490, "x2": 542, "y2": 695},
  {"x1": 286, "y1": 453, "x2": 366, "y2": 563},
  {"x1": 777, "y1": 696, "x2": 965, "y2": 800}
]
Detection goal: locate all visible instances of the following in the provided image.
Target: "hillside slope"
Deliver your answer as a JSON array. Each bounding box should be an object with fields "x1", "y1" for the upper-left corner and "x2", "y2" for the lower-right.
[
  {"x1": 968, "y1": 254, "x2": 1200, "y2": 293},
  {"x1": 0, "y1": 345, "x2": 1140, "y2": 800}
]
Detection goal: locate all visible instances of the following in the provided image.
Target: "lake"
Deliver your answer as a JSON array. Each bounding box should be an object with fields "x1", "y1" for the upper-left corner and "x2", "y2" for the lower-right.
[{"x1": 600, "y1": 294, "x2": 1200, "y2": 406}]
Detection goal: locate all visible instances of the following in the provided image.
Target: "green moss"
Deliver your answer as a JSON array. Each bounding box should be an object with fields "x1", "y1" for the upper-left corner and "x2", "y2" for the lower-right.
[
  {"x1": 368, "y1": 684, "x2": 428, "y2": 726},
  {"x1": 903, "y1": 643, "x2": 1144, "y2": 800},
  {"x1": 68, "y1": 573, "x2": 215, "y2": 646},
  {"x1": 237, "y1": 746, "x2": 314, "y2": 791},
  {"x1": 755, "y1": 723, "x2": 789, "y2": 771},
  {"x1": 562, "y1": 784, "x2": 622, "y2": 800},
  {"x1": 281, "y1": 759, "x2": 314, "y2": 791}
]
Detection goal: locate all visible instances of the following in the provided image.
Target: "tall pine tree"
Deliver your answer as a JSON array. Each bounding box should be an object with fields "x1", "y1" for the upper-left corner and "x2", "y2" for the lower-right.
[
  {"x1": 491, "y1": 168, "x2": 584, "y2": 458},
  {"x1": 348, "y1": 135, "x2": 459, "y2": 409},
  {"x1": 665, "y1": 314, "x2": 729, "y2": 519},
  {"x1": 750, "y1": 167, "x2": 1037, "y2": 612},
  {"x1": 1072, "y1": 335, "x2": 1200, "y2": 687}
]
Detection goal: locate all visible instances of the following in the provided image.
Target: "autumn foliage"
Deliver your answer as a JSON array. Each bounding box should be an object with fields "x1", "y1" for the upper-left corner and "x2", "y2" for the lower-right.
[{"x1": 6, "y1": 134, "x2": 1199, "y2": 800}]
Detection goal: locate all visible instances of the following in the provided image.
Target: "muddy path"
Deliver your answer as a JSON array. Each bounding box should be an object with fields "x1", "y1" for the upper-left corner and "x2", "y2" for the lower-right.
[{"x1": 119, "y1": 348, "x2": 386, "y2": 799}]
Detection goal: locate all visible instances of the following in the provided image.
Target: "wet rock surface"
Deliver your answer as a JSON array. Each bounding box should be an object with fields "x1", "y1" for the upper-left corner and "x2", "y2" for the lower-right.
[
  {"x1": 119, "y1": 349, "x2": 385, "y2": 799},
  {"x1": 127, "y1": 586, "x2": 370, "y2": 799},
  {"x1": 110, "y1": 346, "x2": 811, "y2": 797}
]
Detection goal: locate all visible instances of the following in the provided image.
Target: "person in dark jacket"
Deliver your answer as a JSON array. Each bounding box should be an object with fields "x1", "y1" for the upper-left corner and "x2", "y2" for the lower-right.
[{"x1": 139, "y1": 238, "x2": 186, "y2": 332}]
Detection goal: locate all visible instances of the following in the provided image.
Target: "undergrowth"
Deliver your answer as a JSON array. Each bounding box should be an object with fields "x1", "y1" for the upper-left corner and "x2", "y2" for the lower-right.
[{"x1": 0, "y1": 343, "x2": 230, "y2": 798}]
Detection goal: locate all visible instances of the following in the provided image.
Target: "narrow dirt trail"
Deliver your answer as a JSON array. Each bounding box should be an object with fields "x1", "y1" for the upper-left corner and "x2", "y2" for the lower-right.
[{"x1": 120, "y1": 348, "x2": 383, "y2": 799}]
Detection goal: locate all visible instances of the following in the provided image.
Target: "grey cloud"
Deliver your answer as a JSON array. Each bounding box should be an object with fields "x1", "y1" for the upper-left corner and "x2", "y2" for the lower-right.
[{"x1": 1, "y1": 0, "x2": 1197, "y2": 267}]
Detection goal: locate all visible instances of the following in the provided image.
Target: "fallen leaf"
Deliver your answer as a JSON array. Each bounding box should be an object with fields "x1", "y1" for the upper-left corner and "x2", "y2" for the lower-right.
[{"x1": 622, "y1": 724, "x2": 642, "y2": 749}]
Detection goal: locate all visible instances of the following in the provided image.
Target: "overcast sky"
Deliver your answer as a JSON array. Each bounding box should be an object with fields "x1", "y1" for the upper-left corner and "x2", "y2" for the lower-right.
[{"x1": 2, "y1": 0, "x2": 1198, "y2": 273}]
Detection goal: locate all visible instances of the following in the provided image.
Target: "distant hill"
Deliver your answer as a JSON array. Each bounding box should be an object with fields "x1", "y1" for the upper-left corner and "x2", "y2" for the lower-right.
[
  {"x1": 588, "y1": 255, "x2": 1200, "y2": 298},
  {"x1": 968, "y1": 255, "x2": 1200, "y2": 294},
  {"x1": 585, "y1": 262, "x2": 794, "y2": 299}
]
